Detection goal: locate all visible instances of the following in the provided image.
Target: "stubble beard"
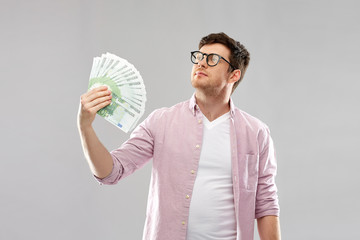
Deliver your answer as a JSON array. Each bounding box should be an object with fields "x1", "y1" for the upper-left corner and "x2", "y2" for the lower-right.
[{"x1": 191, "y1": 77, "x2": 225, "y2": 97}]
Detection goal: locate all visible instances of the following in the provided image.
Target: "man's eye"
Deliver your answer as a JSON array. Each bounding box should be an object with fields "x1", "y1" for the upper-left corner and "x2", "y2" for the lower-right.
[{"x1": 209, "y1": 55, "x2": 219, "y2": 63}]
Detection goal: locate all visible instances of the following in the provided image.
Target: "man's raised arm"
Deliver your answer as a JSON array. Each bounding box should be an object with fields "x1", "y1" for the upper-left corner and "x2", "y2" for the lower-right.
[{"x1": 77, "y1": 86, "x2": 113, "y2": 179}]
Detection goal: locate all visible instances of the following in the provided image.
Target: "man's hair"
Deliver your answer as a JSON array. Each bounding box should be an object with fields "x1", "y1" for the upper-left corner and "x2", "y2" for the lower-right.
[{"x1": 199, "y1": 32, "x2": 250, "y2": 94}]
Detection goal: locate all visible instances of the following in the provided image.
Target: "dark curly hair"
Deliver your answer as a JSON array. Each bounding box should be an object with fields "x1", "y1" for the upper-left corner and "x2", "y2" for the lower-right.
[{"x1": 199, "y1": 32, "x2": 250, "y2": 94}]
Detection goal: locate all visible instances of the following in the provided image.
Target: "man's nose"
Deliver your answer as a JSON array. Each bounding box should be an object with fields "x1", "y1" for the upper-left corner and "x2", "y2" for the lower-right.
[{"x1": 197, "y1": 56, "x2": 208, "y2": 68}]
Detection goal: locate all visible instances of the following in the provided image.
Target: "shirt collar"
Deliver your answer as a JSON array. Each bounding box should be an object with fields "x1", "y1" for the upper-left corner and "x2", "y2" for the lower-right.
[{"x1": 189, "y1": 93, "x2": 235, "y2": 117}]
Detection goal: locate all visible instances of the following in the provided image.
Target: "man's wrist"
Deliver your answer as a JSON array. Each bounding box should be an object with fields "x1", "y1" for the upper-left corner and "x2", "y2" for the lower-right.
[{"x1": 78, "y1": 121, "x2": 94, "y2": 134}]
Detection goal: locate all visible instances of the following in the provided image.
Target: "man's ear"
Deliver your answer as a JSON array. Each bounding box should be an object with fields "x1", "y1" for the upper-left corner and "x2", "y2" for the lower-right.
[{"x1": 228, "y1": 69, "x2": 241, "y2": 84}]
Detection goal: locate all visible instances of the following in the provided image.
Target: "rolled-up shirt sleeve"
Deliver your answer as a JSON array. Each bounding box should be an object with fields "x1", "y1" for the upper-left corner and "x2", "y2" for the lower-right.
[
  {"x1": 255, "y1": 125, "x2": 280, "y2": 219},
  {"x1": 94, "y1": 110, "x2": 158, "y2": 185}
]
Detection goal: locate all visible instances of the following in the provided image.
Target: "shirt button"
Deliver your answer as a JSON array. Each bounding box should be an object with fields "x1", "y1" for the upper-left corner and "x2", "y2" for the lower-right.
[
  {"x1": 186, "y1": 195, "x2": 190, "y2": 199},
  {"x1": 182, "y1": 221, "x2": 186, "y2": 225},
  {"x1": 198, "y1": 119, "x2": 202, "y2": 124},
  {"x1": 191, "y1": 170, "x2": 195, "y2": 174},
  {"x1": 195, "y1": 144, "x2": 200, "y2": 148}
]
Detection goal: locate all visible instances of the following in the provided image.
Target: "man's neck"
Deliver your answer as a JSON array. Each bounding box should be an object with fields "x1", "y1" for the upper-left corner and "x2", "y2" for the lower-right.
[{"x1": 195, "y1": 90, "x2": 231, "y2": 122}]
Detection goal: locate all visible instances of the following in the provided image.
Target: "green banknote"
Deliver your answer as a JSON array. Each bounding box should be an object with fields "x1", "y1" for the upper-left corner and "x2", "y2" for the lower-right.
[
  {"x1": 88, "y1": 76, "x2": 141, "y2": 133},
  {"x1": 88, "y1": 53, "x2": 146, "y2": 133}
]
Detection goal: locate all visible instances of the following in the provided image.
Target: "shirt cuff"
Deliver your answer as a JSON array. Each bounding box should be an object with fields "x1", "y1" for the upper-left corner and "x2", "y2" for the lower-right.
[
  {"x1": 93, "y1": 154, "x2": 124, "y2": 185},
  {"x1": 255, "y1": 209, "x2": 280, "y2": 219}
]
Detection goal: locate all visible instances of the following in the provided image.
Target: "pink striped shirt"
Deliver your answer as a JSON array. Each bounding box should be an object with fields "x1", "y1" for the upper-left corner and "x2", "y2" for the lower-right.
[{"x1": 96, "y1": 94, "x2": 280, "y2": 240}]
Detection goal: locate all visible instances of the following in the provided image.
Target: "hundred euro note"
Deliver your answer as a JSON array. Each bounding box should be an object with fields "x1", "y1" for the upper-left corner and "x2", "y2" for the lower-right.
[
  {"x1": 88, "y1": 53, "x2": 146, "y2": 133},
  {"x1": 88, "y1": 77, "x2": 141, "y2": 133}
]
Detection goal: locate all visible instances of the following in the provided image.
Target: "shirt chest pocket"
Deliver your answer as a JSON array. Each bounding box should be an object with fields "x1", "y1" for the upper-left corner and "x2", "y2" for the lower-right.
[{"x1": 238, "y1": 154, "x2": 259, "y2": 191}]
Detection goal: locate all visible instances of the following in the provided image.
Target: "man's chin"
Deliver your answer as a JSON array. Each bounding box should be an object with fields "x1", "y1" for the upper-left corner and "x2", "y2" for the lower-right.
[
  {"x1": 191, "y1": 83, "x2": 212, "y2": 93},
  {"x1": 191, "y1": 78, "x2": 206, "y2": 88}
]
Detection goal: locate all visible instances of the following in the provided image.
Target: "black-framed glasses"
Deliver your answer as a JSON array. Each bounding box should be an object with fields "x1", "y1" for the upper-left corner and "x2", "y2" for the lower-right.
[{"x1": 191, "y1": 51, "x2": 236, "y2": 70}]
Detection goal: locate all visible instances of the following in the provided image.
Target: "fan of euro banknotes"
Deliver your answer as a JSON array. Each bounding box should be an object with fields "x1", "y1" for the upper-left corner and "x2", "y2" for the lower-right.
[{"x1": 88, "y1": 52, "x2": 146, "y2": 133}]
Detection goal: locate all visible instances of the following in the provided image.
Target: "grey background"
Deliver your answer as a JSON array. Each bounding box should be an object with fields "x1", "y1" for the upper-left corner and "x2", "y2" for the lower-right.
[{"x1": 1, "y1": 0, "x2": 359, "y2": 239}]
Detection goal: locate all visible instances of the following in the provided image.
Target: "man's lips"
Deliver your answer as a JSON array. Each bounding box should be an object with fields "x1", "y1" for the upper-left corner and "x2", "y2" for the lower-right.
[{"x1": 195, "y1": 71, "x2": 208, "y2": 77}]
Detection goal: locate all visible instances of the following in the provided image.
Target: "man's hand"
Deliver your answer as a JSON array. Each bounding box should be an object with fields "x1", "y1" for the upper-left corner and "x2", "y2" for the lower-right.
[
  {"x1": 78, "y1": 86, "x2": 112, "y2": 130},
  {"x1": 77, "y1": 86, "x2": 114, "y2": 179},
  {"x1": 257, "y1": 215, "x2": 281, "y2": 240}
]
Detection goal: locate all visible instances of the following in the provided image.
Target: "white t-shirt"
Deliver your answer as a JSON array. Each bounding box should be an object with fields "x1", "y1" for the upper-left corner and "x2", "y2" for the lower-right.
[{"x1": 186, "y1": 112, "x2": 236, "y2": 240}]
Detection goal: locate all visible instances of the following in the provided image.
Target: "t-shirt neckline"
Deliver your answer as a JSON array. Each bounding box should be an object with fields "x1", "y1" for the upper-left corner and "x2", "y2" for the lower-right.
[{"x1": 203, "y1": 111, "x2": 231, "y2": 129}]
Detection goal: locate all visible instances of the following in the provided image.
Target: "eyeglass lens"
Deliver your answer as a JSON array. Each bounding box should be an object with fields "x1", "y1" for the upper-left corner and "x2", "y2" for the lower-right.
[{"x1": 192, "y1": 52, "x2": 220, "y2": 66}]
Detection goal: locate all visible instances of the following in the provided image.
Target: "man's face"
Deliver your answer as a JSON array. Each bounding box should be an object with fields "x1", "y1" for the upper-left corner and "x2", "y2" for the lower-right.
[{"x1": 191, "y1": 43, "x2": 232, "y2": 95}]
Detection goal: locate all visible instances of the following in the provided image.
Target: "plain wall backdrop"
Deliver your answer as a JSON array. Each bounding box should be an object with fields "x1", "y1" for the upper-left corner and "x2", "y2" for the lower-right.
[{"x1": 1, "y1": 0, "x2": 359, "y2": 239}]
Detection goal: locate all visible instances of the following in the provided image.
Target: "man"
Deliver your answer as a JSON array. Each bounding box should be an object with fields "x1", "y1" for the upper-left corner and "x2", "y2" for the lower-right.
[{"x1": 78, "y1": 32, "x2": 280, "y2": 240}]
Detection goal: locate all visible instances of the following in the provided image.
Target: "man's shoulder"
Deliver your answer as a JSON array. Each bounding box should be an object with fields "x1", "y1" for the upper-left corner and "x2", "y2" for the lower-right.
[
  {"x1": 139, "y1": 99, "x2": 190, "y2": 132},
  {"x1": 147, "y1": 99, "x2": 190, "y2": 119},
  {"x1": 233, "y1": 106, "x2": 269, "y2": 131}
]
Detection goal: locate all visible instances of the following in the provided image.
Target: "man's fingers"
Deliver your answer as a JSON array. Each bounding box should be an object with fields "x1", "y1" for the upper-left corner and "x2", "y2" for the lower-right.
[
  {"x1": 85, "y1": 94, "x2": 112, "y2": 109},
  {"x1": 80, "y1": 87, "x2": 111, "y2": 106},
  {"x1": 78, "y1": 86, "x2": 112, "y2": 128},
  {"x1": 82, "y1": 85, "x2": 110, "y2": 99},
  {"x1": 82, "y1": 86, "x2": 105, "y2": 98},
  {"x1": 88, "y1": 85, "x2": 108, "y2": 94},
  {"x1": 90, "y1": 99, "x2": 112, "y2": 113},
  {"x1": 86, "y1": 87, "x2": 111, "y2": 103}
]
